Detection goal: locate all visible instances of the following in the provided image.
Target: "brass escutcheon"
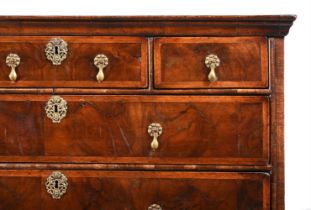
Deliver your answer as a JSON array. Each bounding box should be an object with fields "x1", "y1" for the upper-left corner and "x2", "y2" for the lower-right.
[
  {"x1": 45, "y1": 171, "x2": 68, "y2": 199},
  {"x1": 45, "y1": 96, "x2": 68, "y2": 123},
  {"x1": 148, "y1": 204, "x2": 162, "y2": 210},
  {"x1": 45, "y1": 38, "x2": 68, "y2": 65}
]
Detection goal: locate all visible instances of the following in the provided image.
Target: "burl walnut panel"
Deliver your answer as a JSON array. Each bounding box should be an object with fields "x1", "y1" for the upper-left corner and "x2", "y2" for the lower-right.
[
  {"x1": 0, "y1": 170, "x2": 270, "y2": 210},
  {"x1": 0, "y1": 36, "x2": 148, "y2": 88},
  {"x1": 154, "y1": 37, "x2": 268, "y2": 89},
  {"x1": 0, "y1": 95, "x2": 269, "y2": 165}
]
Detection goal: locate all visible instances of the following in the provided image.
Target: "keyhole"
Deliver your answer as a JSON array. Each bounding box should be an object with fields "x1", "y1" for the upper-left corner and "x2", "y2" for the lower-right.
[
  {"x1": 54, "y1": 180, "x2": 59, "y2": 189},
  {"x1": 54, "y1": 105, "x2": 58, "y2": 113},
  {"x1": 54, "y1": 46, "x2": 59, "y2": 55}
]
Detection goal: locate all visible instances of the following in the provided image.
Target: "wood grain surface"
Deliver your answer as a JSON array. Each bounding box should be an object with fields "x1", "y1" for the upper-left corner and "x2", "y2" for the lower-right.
[
  {"x1": 0, "y1": 95, "x2": 269, "y2": 165},
  {"x1": 154, "y1": 37, "x2": 268, "y2": 89},
  {"x1": 0, "y1": 15, "x2": 296, "y2": 36},
  {"x1": 0, "y1": 36, "x2": 148, "y2": 88},
  {"x1": 0, "y1": 170, "x2": 270, "y2": 210}
]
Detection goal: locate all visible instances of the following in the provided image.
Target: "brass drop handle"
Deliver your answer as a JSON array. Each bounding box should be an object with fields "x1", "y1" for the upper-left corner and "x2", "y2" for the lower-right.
[
  {"x1": 205, "y1": 54, "x2": 220, "y2": 82},
  {"x1": 148, "y1": 123, "x2": 163, "y2": 151},
  {"x1": 45, "y1": 171, "x2": 68, "y2": 199},
  {"x1": 6, "y1": 53, "x2": 20, "y2": 82},
  {"x1": 148, "y1": 204, "x2": 162, "y2": 210},
  {"x1": 94, "y1": 54, "x2": 109, "y2": 82}
]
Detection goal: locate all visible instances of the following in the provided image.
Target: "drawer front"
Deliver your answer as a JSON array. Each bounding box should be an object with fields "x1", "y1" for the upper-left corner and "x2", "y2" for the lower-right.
[
  {"x1": 0, "y1": 170, "x2": 270, "y2": 210},
  {"x1": 154, "y1": 37, "x2": 268, "y2": 89},
  {"x1": 0, "y1": 36, "x2": 147, "y2": 88},
  {"x1": 0, "y1": 95, "x2": 269, "y2": 165}
]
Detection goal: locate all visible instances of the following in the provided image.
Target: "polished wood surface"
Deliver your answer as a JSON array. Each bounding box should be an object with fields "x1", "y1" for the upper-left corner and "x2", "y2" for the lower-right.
[
  {"x1": 0, "y1": 36, "x2": 148, "y2": 88},
  {"x1": 0, "y1": 15, "x2": 296, "y2": 36},
  {"x1": 0, "y1": 16, "x2": 295, "y2": 210},
  {"x1": 0, "y1": 95, "x2": 268, "y2": 165},
  {"x1": 0, "y1": 87, "x2": 272, "y2": 95},
  {"x1": 154, "y1": 37, "x2": 268, "y2": 89},
  {"x1": 270, "y1": 38, "x2": 285, "y2": 210},
  {"x1": 0, "y1": 163, "x2": 273, "y2": 171},
  {"x1": 0, "y1": 170, "x2": 270, "y2": 210}
]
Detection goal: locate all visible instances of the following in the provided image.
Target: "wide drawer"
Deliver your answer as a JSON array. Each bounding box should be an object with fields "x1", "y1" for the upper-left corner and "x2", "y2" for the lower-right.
[
  {"x1": 0, "y1": 95, "x2": 269, "y2": 165},
  {"x1": 0, "y1": 170, "x2": 270, "y2": 210},
  {"x1": 154, "y1": 37, "x2": 268, "y2": 89},
  {"x1": 0, "y1": 36, "x2": 148, "y2": 88}
]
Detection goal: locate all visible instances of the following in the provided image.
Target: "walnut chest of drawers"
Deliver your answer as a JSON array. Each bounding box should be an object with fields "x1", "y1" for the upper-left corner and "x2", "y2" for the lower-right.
[{"x1": 0, "y1": 16, "x2": 295, "y2": 210}]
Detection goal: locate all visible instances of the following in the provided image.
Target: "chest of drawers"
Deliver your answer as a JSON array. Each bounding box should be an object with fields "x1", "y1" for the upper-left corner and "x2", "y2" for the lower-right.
[{"x1": 0, "y1": 16, "x2": 295, "y2": 210}]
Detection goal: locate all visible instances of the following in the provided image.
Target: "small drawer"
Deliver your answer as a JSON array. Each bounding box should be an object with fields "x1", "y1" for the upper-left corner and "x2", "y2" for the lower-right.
[
  {"x1": 0, "y1": 95, "x2": 269, "y2": 165},
  {"x1": 0, "y1": 170, "x2": 270, "y2": 210},
  {"x1": 154, "y1": 37, "x2": 268, "y2": 89},
  {"x1": 0, "y1": 36, "x2": 148, "y2": 88}
]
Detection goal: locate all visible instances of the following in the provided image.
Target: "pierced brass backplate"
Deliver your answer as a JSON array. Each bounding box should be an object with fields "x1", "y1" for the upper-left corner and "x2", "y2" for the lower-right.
[
  {"x1": 45, "y1": 171, "x2": 68, "y2": 199},
  {"x1": 45, "y1": 96, "x2": 68, "y2": 123},
  {"x1": 45, "y1": 38, "x2": 68, "y2": 65},
  {"x1": 148, "y1": 204, "x2": 162, "y2": 210}
]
